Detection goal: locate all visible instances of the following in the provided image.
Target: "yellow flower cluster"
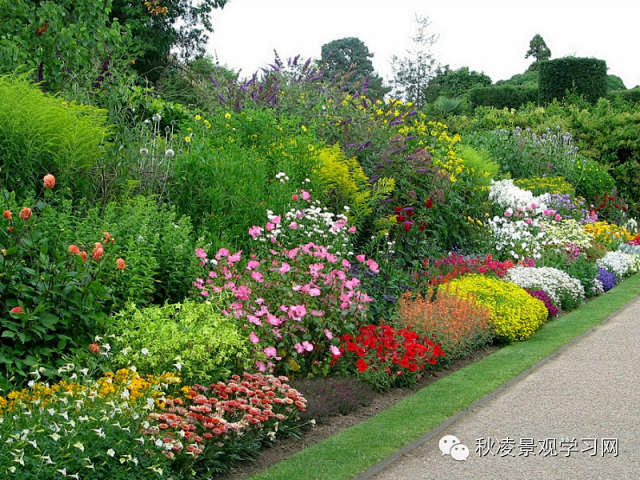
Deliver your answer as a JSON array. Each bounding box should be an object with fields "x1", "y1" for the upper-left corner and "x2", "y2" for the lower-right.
[
  {"x1": 584, "y1": 221, "x2": 634, "y2": 247},
  {"x1": 448, "y1": 275, "x2": 548, "y2": 342},
  {"x1": 514, "y1": 176, "x2": 575, "y2": 196},
  {"x1": 0, "y1": 369, "x2": 181, "y2": 415}
]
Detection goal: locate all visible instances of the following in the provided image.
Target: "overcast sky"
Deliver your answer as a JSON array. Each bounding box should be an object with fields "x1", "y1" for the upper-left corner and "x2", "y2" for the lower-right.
[{"x1": 206, "y1": 0, "x2": 640, "y2": 89}]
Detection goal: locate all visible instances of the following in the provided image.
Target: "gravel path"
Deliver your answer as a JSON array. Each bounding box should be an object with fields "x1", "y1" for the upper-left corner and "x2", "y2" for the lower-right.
[{"x1": 365, "y1": 298, "x2": 640, "y2": 480}]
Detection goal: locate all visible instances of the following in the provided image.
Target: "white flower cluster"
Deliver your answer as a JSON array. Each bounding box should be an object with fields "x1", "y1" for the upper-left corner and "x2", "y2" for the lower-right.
[
  {"x1": 489, "y1": 179, "x2": 548, "y2": 212},
  {"x1": 505, "y1": 266, "x2": 585, "y2": 307},
  {"x1": 263, "y1": 200, "x2": 354, "y2": 255},
  {"x1": 596, "y1": 251, "x2": 640, "y2": 279},
  {"x1": 275, "y1": 172, "x2": 290, "y2": 183},
  {"x1": 540, "y1": 219, "x2": 592, "y2": 250},
  {"x1": 487, "y1": 216, "x2": 547, "y2": 260}
]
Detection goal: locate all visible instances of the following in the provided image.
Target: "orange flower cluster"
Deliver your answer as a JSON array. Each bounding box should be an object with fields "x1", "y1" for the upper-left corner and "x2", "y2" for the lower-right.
[{"x1": 398, "y1": 289, "x2": 492, "y2": 358}]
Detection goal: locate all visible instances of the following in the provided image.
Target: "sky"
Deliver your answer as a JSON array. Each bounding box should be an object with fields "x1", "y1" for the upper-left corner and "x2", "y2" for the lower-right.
[{"x1": 206, "y1": 0, "x2": 640, "y2": 89}]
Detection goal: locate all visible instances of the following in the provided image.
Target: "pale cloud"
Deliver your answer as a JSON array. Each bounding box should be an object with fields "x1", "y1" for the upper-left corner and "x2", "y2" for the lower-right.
[{"x1": 208, "y1": 0, "x2": 640, "y2": 88}]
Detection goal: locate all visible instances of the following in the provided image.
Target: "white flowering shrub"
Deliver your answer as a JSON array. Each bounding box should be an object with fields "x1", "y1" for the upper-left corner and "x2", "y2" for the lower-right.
[
  {"x1": 540, "y1": 219, "x2": 593, "y2": 250},
  {"x1": 250, "y1": 192, "x2": 356, "y2": 256},
  {"x1": 487, "y1": 216, "x2": 547, "y2": 260},
  {"x1": 505, "y1": 266, "x2": 585, "y2": 310},
  {"x1": 596, "y1": 251, "x2": 640, "y2": 279},
  {"x1": 489, "y1": 179, "x2": 548, "y2": 213}
]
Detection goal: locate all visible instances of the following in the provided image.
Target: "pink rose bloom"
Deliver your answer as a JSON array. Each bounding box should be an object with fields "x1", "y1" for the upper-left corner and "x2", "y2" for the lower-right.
[
  {"x1": 228, "y1": 251, "x2": 242, "y2": 263},
  {"x1": 302, "y1": 341, "x2": 314, "y2": 352},
  {"x1": 348, "y1": 226, "x2": 356, "y2": 233},
  {"x1": 366, "y1": 259, "x2": 379, "y2": 274},
  {"x1": 272, "y1": 215, "x2": 281, "y2": 225},
  {"x1": 326, "y1": 253, "x2": 337, "y2": 264},
  {"x1": 265, "y1": 222, "x2": 275, "y2": 232},
  {"x1": 504, "y1": 210, "x2": 512, "y2": 218},
  {"x1": 264, "y1": 346, "x2": 278, "y2": 359},
  {"x1": 554, "y1": 214, "x2": 562, "y2": 221},
  {"x1": 330, "y1": 345, "x2": 341, "y2": 357},
  {"x1": 200, "y1": 290, "x2": 209, "y2": 297},
  {"x1": 324, "y1": 329, "x2": 333, "y2": 340},
  {"x1": 215, "y1": 248, "x2": 230, "y2": 259},
  {"x1": 278, "y1": 262, "x2": 291, "y2": 274},
  {"x1": 266, "y1": 314, "x2": 281, "y2": 326},
  {"x1": 287, "y1": 247, "x2": 300, "y2": 259},
  {"x1": 195, "y1": 248, "x2": 207, "y2": 259},
  {"x1": 294, "y1": 343, "x2": 305, "y2": 354},
  {"x1": 256, "y1": 361, "x2": 267, "y2": 372},
  {"x1": 301, "y1": 189, "x2": 311, "y2": 201},
  {"x1": 356, "y1": 254, "x2": 366, "y2": 263},
  {"x1": 248, "y1": 315, "x2": 262, "y2": 326},
  {"x1": 249, "y1": 332, "x2": 260, "y2": 344},
  {"x1": 342, "y1": 259, "x2": 351, "y2": 269},
  {"x1": 531, "y1": 203, "x2": 537, "y2": 209},
  {"x1": 248, "y1": 225, "x2": 263, "y2": 240},
  {"x1": 292, "y1": 194, "x2": 299, "y2": 201},
  {"x1": 310, "y1": 310, "x2": 324, "y2": 317},
  {"x1": 288, "y1": 221, "x2": 298, "y2": 230},
  {"x1": 525, "y1": 218, "x2": 533, "y2": 224},
  {"x1": 247, "y1": 260, "x2": 260, "y2": 270}
]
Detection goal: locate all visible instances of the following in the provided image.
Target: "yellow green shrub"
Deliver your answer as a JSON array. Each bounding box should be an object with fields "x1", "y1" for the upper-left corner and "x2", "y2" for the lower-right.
[
  {"x1": 447, "y1": 275, "x2": 548, "y2": 342},
  {"x1": 514, "y1": 176, "x2": 575, "y2": 196},
  {"x1": 313, "y1": 144, "x2": 394, "y2": 223}
]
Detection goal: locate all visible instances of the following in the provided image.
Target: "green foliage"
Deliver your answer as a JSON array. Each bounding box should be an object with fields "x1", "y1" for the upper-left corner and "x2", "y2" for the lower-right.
[
  {"x1": 565, "y1": 158, "x2": 615, "y2": 202},
  {"x1": 68, "y1": 195, "x2": 200, "y2": 306},
  {"x1": 495, "y1": 70, "x2": 539, "y2": 89},
  {"x1": 607, "y1": 75, "x2": 626, "y2": 92},
  {"x1": 0, "y1": 74, "x2": 110, "y2": 198},
  {"x1": 540, "y1": 251, "x2": 600, "y2": 298},
  {"x1": 424, "y1": 66, "x2": 491, "y2": 103},
  {"x1": 320, "y1": 37, "x2": 389, "y2": 100},
  {"x1": 525, "y1": 34, "x2": 551, "y2": 69},
  {"x1": 168, "y1": 109, "x2": 322, "y2": 250},
  {"x1": 457, "y1": 145, "x2": 499, "y2": 187},
  {"x1": 0, "y1": 190, "x2": 120, "y2": 385},
  {"x1": 539, "y1": 57, "x2": 607, "y2": 104},
  {"x1": 110, "y1": 0, "x2": 227, "y2": 82},
  {"x1": 107, "y1": 300, "x2": 250, "y2": 384},
  {"x1": 468, "y1": 85, "x2": 538, "y2": 110},
  {"x1": 0, "y1": 0, "x2": 136, "y2": 95}
]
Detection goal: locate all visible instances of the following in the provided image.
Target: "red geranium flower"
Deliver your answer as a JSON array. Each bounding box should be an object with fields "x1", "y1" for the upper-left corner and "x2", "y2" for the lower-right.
[
  {"x1": 10, "y1": 306, "x2": 23, "y2": 314},
  {"x1": 356, "y1": 359, "x2": 368, "y2": 372}
]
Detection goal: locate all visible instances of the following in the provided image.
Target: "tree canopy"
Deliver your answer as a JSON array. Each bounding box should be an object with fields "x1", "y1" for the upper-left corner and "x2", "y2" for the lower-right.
[{"x1": 525, "y1": 34, "x2": 551, "y2": 71}]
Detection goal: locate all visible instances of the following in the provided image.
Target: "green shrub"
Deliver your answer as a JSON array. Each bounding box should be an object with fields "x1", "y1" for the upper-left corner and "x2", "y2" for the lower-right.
[
  {"x1": 457, "y1": 145, "x2": 499, "y2": 187},
  {"x1": 107, "y1": 301, "x2": 250, "y2": 385},
  {"x1": 448, "y1": 275, "x2": 548, "y2": 342},
  {"x1": 0, "y1": 189, "x2": 122, "y2": 385},
  {"x1": 68, "y1": 196, "x2": 199, "y2": 305},
  {"x1": 468, "y1": 85, "x2": 538, "y2": 110},
  {"x1": 566, "y1": 158, "x2": 615, "y2": 201},
  {"x1": 539, "y1": 57, "x2": 607, "y2": 104},
  {"x1": 0, "y1": 74, "x2": 110, "y2": 198}
]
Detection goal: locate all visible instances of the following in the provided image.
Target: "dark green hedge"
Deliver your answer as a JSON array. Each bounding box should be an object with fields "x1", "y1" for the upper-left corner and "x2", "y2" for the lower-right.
[
  {"x1": 468, "y1": 85, "x2": 538, "y2": 110},
  {"x1": 539, "y1": 57, "x2": 607, "y2": 104},
  {"x1": 608, "y1": 88, "x2": 640, "y2": 104}
]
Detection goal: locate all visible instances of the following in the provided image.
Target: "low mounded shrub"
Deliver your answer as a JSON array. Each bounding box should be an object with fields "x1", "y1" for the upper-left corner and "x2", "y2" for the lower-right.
[
  {"x1": 504, "y1": 266, "x2": 585, "y2": 311},
  {"x1": 397, "y1": 289, "x2": 493, "y2": 360},
  {"x1": 447, "y1": 275, "x2": 548, "y2": 342},
  {"x1": 107, "y1": 300, "x2": 250, "y2": 385}
]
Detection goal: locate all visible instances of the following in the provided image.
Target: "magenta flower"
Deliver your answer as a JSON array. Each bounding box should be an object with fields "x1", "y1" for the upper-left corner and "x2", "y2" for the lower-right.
[
  {"x1": 301, "y1": 189, "x2": 311, "y2": 201},
  {"x1": 356, "y1": 254, "x2": 366, "y2": 263},
  {"x1": 301, "y1": 341, "x2": 314, "y2": 352},
  {"x1": 348, "y1": 226, "x2": 356, "y2": 234},
  {"x1": 195, "y1": 248, "x2": 207, "y2": 259},
  {"x1": 264, "y1": 346, "x2": 278, "y2": 359},
  {"x1": 247, "y1": 260, "x2": 260, "y2": 270},
  {"x1": 248, "y1": 225, "x2": 263, "y2": 239},
  {"x1": 324, "y1": 329, "x2": 333, "y2": 340},
  {"x1": 288, "y1": 221, "x2": 298, "y2": 230},
  {"x1": 278, "y1": 262, "x2": 291, "y2": 273},
  {"x1": 330, "y1": 345, "x2": 341, "y2": 357},
  {"x1": 249, "y1": 332, "x2": 260, "y2": 344},
  {"x1": 266, "y1": 222, "x2": 275, "y2": 232},
  {"x1": 215, "y1": 248, "x2": 230, "y2": 260},
  {"x1": 251, "y1": 271, "x2": 264, "y2": 282},
  {"x1": 366, "y1": 258, "x2": 379, "y2": 274},
  {"x1": 272, "y1": 215, "x2": 281, "y2": 225}
]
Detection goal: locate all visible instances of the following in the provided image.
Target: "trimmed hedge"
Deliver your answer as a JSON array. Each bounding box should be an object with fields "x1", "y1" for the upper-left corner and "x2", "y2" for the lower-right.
[
  {"x1": 539, "y1": 57, "x2": 607, "y2": 104},
  {"x1": 468, "y1": 85, "x2": 538, "y2": 110},
  {"x1": 608, "y1": 88, "x2": 640, "y2": 104}
]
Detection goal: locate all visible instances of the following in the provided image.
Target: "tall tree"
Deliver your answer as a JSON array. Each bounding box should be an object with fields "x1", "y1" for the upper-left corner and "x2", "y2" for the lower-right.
[
  {"x1": 525, "y1": 34, "x2": 551, "y2": 71},
  {"x1": 320, "y1": 37, "x2": 389, "y2": 100},
  {"x1": 390, "y1": 14, "x2": 439, "y2": 107},
  {"x1": 110, "y1": 0, "x2": 227, "y2": 81}
]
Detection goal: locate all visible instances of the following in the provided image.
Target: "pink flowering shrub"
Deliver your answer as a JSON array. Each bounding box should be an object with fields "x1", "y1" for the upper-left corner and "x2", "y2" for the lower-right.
[{"x1": 194, "y1": 243, "x2": 378, "y2": 377}]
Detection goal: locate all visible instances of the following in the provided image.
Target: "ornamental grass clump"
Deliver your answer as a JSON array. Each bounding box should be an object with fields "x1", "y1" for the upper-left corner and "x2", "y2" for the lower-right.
[
  {"x1": 504, "y1": 266, "x2": 585, "y2": 311},
  {"x1": 397, "y1": 289, "x2": 493, "y2": 360},
  {"x1": 447, "y1": 275, "x2": 548, "y2": 342}
]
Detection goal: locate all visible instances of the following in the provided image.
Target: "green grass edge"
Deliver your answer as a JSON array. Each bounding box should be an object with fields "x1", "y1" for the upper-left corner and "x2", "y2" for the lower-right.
[{"x1": 248, "y1": 273, "x2": 640, "y2": 480}]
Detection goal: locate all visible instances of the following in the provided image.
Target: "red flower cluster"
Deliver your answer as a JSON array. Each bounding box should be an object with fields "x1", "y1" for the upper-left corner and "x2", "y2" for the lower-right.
[
  {"x1": 340, "y1": 324, "x2": 444, "y2": 389},
  {"x1": 594, "y1": 193, "x2": 628, "y2": 214},
  {"x1": 629, "y1": 235, "x2": 640, "y2": 246},
  {"x1": 421, "y1": 253, "x2": 531, "y2": 286},
  {"x1": 143, "y1": 373, "x2": 306, "y2": 461}
]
